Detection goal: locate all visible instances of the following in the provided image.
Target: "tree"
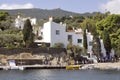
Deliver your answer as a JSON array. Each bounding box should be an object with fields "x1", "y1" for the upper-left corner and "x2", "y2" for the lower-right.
[
  {"x1": 97, "y1": 14, "x2": 120, "y2": 56},
  {"x1": 53, "y1": 16, "x2": 85, "y2": 31},
  {"x1": 53, "y1": 17, "x2": 61, "y2": 23},
  {"x1": 67, "y1": 40, "x2": 82, "y2": 60},
  {"x1": 0, "y1": 12, "x2": 9, "y2": 21},
  {"x1": 67, "y1": 40, "x2": 73, "y2": 57},
  {"x1": 103, "y1": 30, "x2": 112, "y2": 60},
  {"x1": 22, "y1": 19, "x2": 34, "y2": 47},
  {"x1": 72, "y1": 45, "x2": 82, "y2": 58},
  {"x1": 93, "y1": 12, "x2": 108, "y2": 21},
  {"x1": 80, "y1": 18, "x2": 96, "y2": 35},
  {"x1": 83, "y1": 28, "x2": 88, "y2": 54},
  {"x1": 115, "y1": 39, "x2": 120, "y2": 56},
  {"x1": 0, "y1": 12, "x2": 13, "y2": 31},
  {"x1": 0, "y1": 30, "x2": 23, "y2": 48},
  {"x1": 92, "y1": 34, "x2": 101, "y2": 58}
]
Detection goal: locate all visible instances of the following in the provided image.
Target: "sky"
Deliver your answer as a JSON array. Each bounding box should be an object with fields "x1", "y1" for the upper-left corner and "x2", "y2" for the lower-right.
[{"x1": 0, "y1": 0, "x2": 120, "y2": 14}]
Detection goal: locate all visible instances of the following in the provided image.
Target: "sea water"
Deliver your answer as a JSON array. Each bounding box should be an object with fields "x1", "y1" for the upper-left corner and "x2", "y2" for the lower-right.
[{"x1": 0, "y1": 69, "x2": 120, "y2": 80}]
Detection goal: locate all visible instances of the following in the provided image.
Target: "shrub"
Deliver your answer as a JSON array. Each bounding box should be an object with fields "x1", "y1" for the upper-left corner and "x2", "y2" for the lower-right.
[{"x1": 52, "y1": 43, "x2": 64, "y2": 48}]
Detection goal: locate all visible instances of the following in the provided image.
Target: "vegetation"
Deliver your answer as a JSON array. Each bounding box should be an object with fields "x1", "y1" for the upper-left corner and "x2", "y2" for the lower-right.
[
  {"x1": 97, "y1": 14, "x2": 120, "y2": 57},
  {"x1": 92, "y1": 35, "x2": 101, "y2": 58},
  {"x1": 102, "y1": 30, "x2": 112, "y2": 60},
  {"x1": 83, "y1": 28, "x2": 88, "y2": 54},
  {"x1": 79, "y1": 12, "x2": 111, "y2": 58},
  {"x1": 52, "y1": 43, "x2": 64, "y2": 48},
  {"x1": 23, "y1": 19, "x2": 34, "y2": 48},
  {"x1": 53, "y1": 16, "x2": 84, "y2": 30},
  {"x1": 67, "y1": 40, "x2": 82, "y2": 59},
  {"x1": 0, "y1": 8, "x2": 94, "y2": 19},
  {"x1": 0, "y1": 30, "x2": 23, "y2": 48},
  {"x1": 0, "y1": 12, "x2": 9, "y2": 21},
  {"x1": 0, "y1": 10, "x2": 120, "y2": 58},
  {"x1": 0, "y1": 12, "x2": 13, "y2": 31},
  {"x1": 0, "y1": 12, "x2": 24, "y2": 48}
]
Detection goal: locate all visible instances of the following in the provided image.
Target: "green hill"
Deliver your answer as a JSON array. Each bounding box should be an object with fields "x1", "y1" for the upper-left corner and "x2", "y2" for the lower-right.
[{"x1": 0, "y1": 8, "x2": 96, "y2": 19}]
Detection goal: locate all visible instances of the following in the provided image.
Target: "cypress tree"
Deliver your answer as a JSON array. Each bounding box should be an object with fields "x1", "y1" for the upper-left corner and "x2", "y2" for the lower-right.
[
  {"x1": 83, "y1": 28, "x2": 88, "y2": 53},
  {"x1": 92, "y1": 34, "x2": 101, "y2": 58},
  {"x1": 103, "y1": 29, "x2": 112, "y2": 60},
  {"x1": 23, "y1": 19, "x2": 34, "y2": 47}
]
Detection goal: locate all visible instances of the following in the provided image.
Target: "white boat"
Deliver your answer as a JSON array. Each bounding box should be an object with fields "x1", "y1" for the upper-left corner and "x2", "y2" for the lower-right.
[
  {"x1": 18, "y1": 66, "x2": 24, "y2": 70},
  {"x1": 10, "y1": 66, "x2": 24, "y2": 70},
  {"x1": 8, "y1": 60, "x2": 24, "y2": 70},
  {"x1": 10, "y1": 66, "x2": 19, "y2": 70}
]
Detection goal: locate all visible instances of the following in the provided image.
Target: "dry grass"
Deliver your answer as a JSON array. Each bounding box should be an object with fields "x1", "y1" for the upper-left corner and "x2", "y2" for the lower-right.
[
  {"x1": 0, "y1": 52, "x2": 67, "y2": 65},
  {"x1": 19, "y1": 53, "x2": 33, "y2": 59},
  {"x1": 0, "y1": 53, "x2": 33, "y2": 65}
]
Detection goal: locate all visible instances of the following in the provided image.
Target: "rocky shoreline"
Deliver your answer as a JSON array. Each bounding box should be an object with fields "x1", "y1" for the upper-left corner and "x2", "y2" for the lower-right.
[{"x1": 0, "y1": 62, "x2": 120, "y2": 70}]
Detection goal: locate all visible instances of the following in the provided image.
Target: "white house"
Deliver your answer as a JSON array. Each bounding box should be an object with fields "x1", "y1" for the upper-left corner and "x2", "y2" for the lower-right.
[
  {"x1": 36, "y1": 17, "x2": 115, "y2": 58},
  {"x1": 15, "y1": 15, "x2": 37, "y2": 29},
  {"x1": 15, "y1": 15, "x2": 24, "y2": 29},
  {"x1": 40, "y1": 17, "x2": 93, "y2": 54}
]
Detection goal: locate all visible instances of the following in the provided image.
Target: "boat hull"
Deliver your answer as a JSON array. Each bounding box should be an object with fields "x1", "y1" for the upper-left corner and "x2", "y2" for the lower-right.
[{"x1": 66, "y1": 65, "x2": 81, "y2": 70}]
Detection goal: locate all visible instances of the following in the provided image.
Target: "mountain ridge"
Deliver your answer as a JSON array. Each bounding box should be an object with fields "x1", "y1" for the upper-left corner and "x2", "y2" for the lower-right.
[{"x1": 0, "y1": 8, "x2": 96, "y2": 19}]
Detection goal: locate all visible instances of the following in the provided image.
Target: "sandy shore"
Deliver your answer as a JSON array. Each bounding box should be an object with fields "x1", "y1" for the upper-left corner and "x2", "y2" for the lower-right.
[{"x1": 81, "y1": 62, "x2": 120, "y2": 70}]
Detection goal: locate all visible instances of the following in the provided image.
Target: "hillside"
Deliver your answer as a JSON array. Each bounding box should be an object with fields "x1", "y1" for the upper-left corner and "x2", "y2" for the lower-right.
[
  {"x1": 0, "y1": 8, "x2": 95, "y2": 19},
  {"x1": 0, "y1": 8, "x2": 79, "y2": 19}
]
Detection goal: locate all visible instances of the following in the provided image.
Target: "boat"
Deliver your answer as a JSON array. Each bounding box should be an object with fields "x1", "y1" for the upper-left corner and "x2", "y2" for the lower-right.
[
  {"x1": 8, "y1": 59, "x2": 24, "y2": 70},
  {"x1": 18, "y1": 66, "x2": 24, "y2": 70},
  {"x1": 10, "y1": 66, "x2": 19, "y2": 70},
  {"x1": 66, "y1": 65, "x2": 81, "y2": 70},
  {"x1": 9, "y1": 66, "x2": 24, "y2": 70}
]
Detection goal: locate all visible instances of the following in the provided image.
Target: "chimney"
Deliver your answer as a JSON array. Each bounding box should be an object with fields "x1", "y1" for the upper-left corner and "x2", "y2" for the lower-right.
[{"x1": 49, "y1": 16, "x2": 53, "y2": 22}]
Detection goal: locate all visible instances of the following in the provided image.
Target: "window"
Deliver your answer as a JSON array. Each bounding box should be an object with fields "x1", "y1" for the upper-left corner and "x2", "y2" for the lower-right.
[
  {"x1": 68, "y1": 35, "x2": 72, "y2": 41},
  {"x1": 77, "y1": 39, "x2": 82, "y2": 43},
  {"x1": 89, "y1": 41, "x2": 93, "y2": 46},
  {"x1": 56, "y1": 30, "x2": 60, "y2": 35},
  {"x1": 19, "y1": 26, "x2": 21, "y2": 29},
  {"x1": 41, "y1": 32, "x2": 43, "y2": 35}
]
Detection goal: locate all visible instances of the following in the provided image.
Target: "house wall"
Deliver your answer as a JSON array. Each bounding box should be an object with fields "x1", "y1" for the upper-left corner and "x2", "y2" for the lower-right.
[
  {"x1": 100, "y1": 39, "x2": 115, "y2": 57},
  {"x1": 15, "y1": 16, "x2": 24, "y2": 29},
  {"x1": 15, "y1": 15, "x2": 37, "y2": 29},
  {"x1": 100, "y1": 39, "x2": 106, "y2": 57},
  {"x1": 43, "y1": 22, "x2": 51, "y2": 43},
  {"x1": 87, "y1": 33, "x2": 93, "y2": 53},
  {"x1": 66, "y1": 32, "x2": 83, "y2": 47},
  {"x1": 50, "y1": 22, "x2": 67, "y2": 47},
  {"x1": 30, "y1": 18, "x2": 36, "y2": 25},
  {"x1": 42, "y1": 21, "x2": 93, "y2": 49},
  {"x1": 66, "y1": 32, "x2": 93, "y2": 53}
]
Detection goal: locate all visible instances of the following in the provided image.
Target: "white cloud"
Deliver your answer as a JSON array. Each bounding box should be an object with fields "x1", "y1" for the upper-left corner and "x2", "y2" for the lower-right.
[
  {"x1": 0, "y1": 3, "x2": 34, "y2": 9},
  {"x1": 100, "y1": 0, "x2": 120, "y2": 14}
]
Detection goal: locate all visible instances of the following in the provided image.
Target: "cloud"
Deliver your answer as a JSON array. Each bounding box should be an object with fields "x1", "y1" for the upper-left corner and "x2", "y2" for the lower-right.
[
  {"x1": 100, "y1": 0, "x2": 120, "y2": 14},
  {"x1": 0, "y1": 3, "x2": 34, "y2": 9}
]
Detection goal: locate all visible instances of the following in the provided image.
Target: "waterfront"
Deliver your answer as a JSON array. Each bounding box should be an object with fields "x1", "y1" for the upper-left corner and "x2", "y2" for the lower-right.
[{"x1": 0, "y1": 69, "x2": 120, "y2": 80}]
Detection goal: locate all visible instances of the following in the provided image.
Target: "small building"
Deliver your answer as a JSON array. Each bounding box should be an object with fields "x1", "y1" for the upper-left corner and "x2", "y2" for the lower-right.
[{"x1": 15, "y1": 15, "x2": 37, "y2": 29}]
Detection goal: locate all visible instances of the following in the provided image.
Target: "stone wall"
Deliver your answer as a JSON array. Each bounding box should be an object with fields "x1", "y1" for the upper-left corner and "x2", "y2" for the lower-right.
[{"x1": 0, "y1": 48, "x2": 66, "y2": 55}]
